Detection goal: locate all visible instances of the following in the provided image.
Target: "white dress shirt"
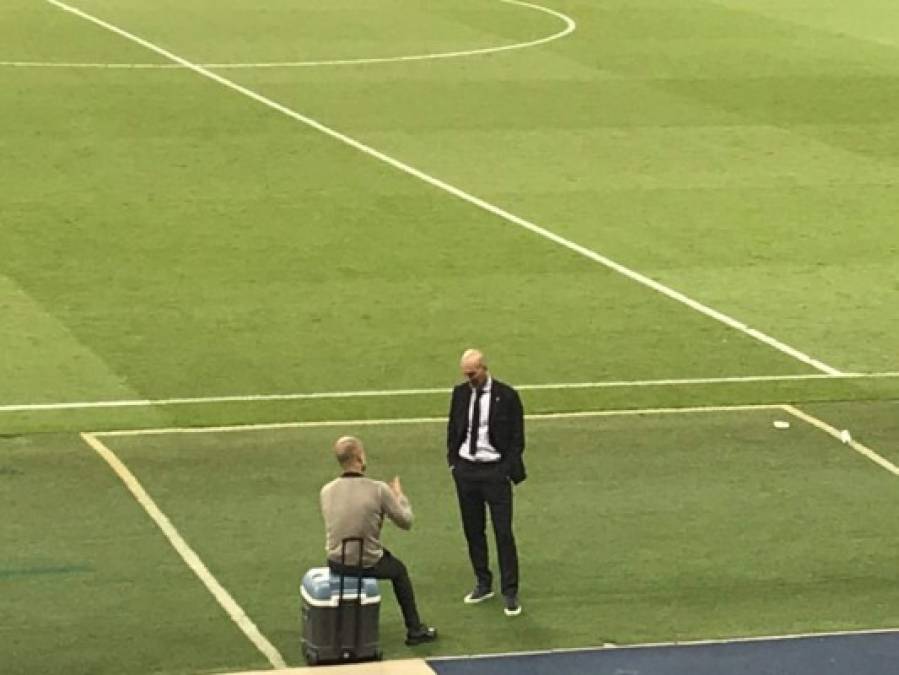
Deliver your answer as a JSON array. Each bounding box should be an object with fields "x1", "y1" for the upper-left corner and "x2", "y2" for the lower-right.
[{"x1": 459, "y1": 376, "x2": 501, "y2": 463}]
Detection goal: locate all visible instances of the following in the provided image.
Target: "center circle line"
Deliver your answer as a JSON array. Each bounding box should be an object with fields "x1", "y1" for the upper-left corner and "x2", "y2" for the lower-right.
[{"x1": 0, "y1": 0, "x2": 576, "y2": 70}]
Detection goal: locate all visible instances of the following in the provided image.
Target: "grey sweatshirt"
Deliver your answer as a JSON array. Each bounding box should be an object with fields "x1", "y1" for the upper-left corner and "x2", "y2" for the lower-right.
[{"x1": 320, "y1": 473, "x2": 413, "y2": 568}]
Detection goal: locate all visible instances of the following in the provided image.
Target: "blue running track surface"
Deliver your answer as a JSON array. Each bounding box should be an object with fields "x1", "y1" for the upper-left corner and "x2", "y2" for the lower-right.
[{"x1": 428, "y1": 630, "x2": 899, "y2": 675}]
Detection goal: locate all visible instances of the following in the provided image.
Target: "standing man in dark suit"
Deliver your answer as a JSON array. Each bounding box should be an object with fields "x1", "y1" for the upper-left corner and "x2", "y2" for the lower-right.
[{"x1": 447, "y1": 348, "x2": 525, "y2": 616}]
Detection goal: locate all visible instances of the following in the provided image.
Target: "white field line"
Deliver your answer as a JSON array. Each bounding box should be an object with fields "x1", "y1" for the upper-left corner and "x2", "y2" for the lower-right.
[
  {"x1": 430, "y1": 626, "x2": 899, "y2": 661},
  {"x1": 94, "y1": 403, "x2": 780, "y2": 438},
  {"x1": 4, "y1": 0, "x2": 575, "y2": 70},
  {"x1": 45, "y1": 0, "x2": 843, "y2": 376},
  {"x1": 781, "y1": 404, "x2": 899, "y2": 477},
  {"x1": 80, "y1": 432, "x2": 288, "y2": 669},
  {"x1": 3, "y1": 371, "x2": 899, "y2": 414}
]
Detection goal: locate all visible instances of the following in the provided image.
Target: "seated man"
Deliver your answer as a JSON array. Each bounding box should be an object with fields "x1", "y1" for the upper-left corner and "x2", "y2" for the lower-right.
[{"x1": 320, "y1": 435, "x2": 437, "y2": 646}]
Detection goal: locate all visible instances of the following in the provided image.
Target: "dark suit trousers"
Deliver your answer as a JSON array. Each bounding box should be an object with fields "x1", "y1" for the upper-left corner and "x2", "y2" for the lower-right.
[
  {"x1": 329, "y1": 549, "x2": 422, "y2": 631},
  {"x1": 453, "y1": 461, "x2": 519, "y2": 597}
]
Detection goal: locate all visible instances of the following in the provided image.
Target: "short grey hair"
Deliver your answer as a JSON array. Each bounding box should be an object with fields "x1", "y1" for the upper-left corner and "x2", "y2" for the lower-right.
[
  {"x1": 334, "y1": 436, "x2": 363, "y2": 468},
  {"x1": 460, "y1": 348, "x2": 486, "y2": 368}
]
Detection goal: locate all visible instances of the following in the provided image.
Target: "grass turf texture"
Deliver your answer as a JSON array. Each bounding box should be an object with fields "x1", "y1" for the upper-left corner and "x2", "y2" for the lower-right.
[
  {"x1": 2, "y1": 0, "x2": 898, "y2": 673},
  {"x1": 3, "y1": 405, "x2": 898, "y2": 674},
  {"x1": 0, "y1": 433, "x2": 269, "y2": 675},
  {"x1": 2, "y1": 0, "x2": 898, "y2": 437}
]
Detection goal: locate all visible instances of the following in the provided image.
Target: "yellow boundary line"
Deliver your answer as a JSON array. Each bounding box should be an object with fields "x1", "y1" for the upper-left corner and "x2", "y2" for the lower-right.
[{"x1": 81, "y1": 432, "x2": 288, "y2": 669}]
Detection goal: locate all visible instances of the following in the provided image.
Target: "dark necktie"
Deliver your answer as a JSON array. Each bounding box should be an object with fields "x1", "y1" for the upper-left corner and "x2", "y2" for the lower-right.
[{"x1": 468, "y1": 388, "x2": 485, "y2": 458}]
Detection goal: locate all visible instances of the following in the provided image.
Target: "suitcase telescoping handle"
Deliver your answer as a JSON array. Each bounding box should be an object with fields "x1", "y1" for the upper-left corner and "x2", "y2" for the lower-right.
[
  {"x1": 338, "y1": 537, "x2": 365, "y2": 655},
  {"x1": 338, "y1": 537, "x2": 366, "y2": 603}
]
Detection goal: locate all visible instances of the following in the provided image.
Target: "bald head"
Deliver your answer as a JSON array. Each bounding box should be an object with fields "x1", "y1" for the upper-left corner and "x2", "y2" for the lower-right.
[
  {"x1": 460, "y1": 348, "x2": 486, "y2": 369},
  {"x1": 460, "y1": 348, "x2": 489, "y2": 388},
  {"x1": 334, "y1": 436, "x2": 366, "y2": 472}
]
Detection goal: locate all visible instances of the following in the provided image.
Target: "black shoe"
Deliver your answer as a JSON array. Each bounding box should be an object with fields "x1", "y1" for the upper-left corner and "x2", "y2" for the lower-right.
[
  {"x1": 504, "y1": 595, "x2": 522, "y2": 616},
  {"x1": 463, "y1": 586, "x2": 495, "y2": 604},
  {"x1": 405, "y1": 625, "x2": 438, "y2": 646}
]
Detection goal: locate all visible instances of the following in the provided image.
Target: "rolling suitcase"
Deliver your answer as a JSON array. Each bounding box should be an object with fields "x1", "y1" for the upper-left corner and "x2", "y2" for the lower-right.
[{"x1": 300, "y1": 538, "x2": 382, "y2": 666}]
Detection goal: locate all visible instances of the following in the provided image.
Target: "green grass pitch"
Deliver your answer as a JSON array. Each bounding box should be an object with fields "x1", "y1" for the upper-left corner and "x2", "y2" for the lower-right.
[{"x1": 1, "y1": 1, "x2": 897, "y2": 673}]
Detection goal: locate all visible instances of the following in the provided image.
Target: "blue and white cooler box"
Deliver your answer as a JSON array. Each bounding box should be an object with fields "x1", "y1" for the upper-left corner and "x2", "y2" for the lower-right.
[{"x1": 300, "y1": 567, "x2": 382, "y2": 665}]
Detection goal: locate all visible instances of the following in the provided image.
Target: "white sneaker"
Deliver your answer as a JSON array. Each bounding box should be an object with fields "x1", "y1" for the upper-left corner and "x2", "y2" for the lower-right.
[
  {"x1": 463, "y1": 587, "x2": 494, "y2": 604},
  {"x1": 503, "y1": 595, "x2": 522, "y2": 616}
]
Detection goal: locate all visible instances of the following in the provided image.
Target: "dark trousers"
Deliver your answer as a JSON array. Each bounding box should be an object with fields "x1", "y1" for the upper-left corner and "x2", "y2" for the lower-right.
[
  {"x1": 453, "y1": 462, "x2": 519, "y2": 597},
  {"x1": 328, "y1": 549, "x2": 422, "y2": 632}
]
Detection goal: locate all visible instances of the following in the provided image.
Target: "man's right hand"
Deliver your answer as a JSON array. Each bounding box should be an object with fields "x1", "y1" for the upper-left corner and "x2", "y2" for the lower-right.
[{"x1": 389, "y1": 476, "x2": 403, "y2": 497}]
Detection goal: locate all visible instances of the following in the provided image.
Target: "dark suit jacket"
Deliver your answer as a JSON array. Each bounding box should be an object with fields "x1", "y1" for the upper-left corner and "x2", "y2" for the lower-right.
[{"x1": 446, "y1": 378, "x2": 526, "y2": 484}]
